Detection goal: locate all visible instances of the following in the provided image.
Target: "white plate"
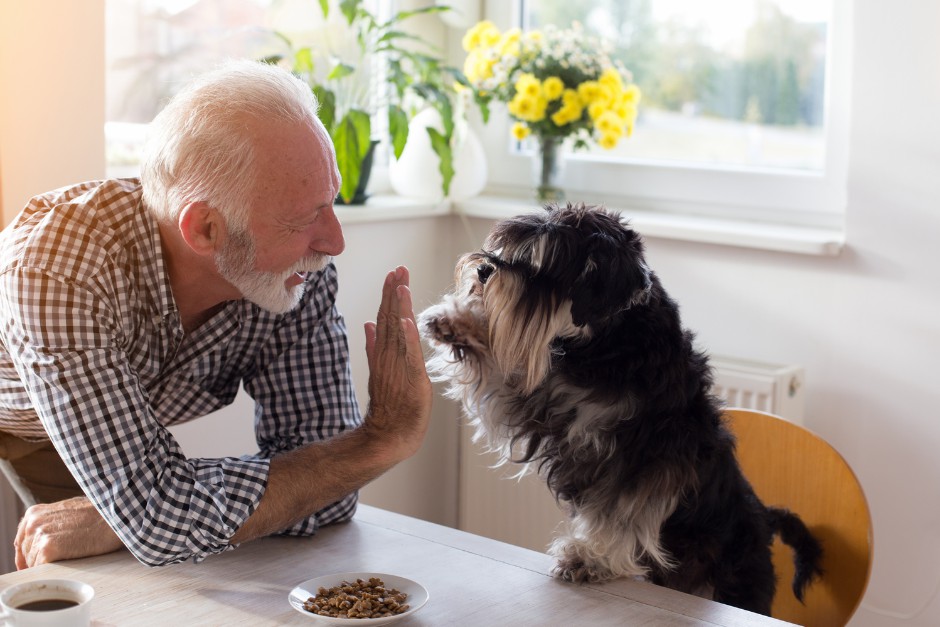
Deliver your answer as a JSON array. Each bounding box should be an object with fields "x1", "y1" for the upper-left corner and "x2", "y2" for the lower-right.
[{"x1": 288, "y1": 572, "x2": 429, "y2": 625}]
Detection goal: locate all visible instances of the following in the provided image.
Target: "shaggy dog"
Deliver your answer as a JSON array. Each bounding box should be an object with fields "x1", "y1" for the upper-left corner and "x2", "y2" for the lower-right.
[{"x1": 419, "y1": 203, "x2": 823, "y2": 615}]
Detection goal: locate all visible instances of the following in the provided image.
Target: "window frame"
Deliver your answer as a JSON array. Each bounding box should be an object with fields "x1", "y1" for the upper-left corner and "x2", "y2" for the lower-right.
[{"x1": 474, "y1": 0, "x2": 852, "y2": 230}]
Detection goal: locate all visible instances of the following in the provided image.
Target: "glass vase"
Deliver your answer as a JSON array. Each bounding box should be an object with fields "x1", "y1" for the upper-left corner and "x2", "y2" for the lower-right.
[{"x1": 532, "y1": 135, "x2": 566, "y2": 204}]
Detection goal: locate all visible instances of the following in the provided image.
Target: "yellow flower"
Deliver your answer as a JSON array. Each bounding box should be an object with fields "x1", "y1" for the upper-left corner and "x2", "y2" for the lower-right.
[
  {"x1": 463, "y1": 50, "x2": 494, "y2": 84},
  {"x1": 514, "y1": 73, "x2": 541, "y2": 99},
  {"x1": 462, "y1": 21, "x2": 500, "y2": 52},
  {"x1": 551, "y1": 108, "x2": 575, "y2": 126},
  {"x1": 600, "y1": 84, "x2": 617, "y2": 106},
  {"x1": 498, "y1": 28, "x2": 522, "y2": 57},
  {"x1": 481, "y1": 25, "x2": 502, "y2": 47},
  {"x1": 561, "y1": 89, "x2": 582, "y2": 108},
  {"x1": 508, "y1": 93, "x2": 547, "y2": 122},
  {"x1": 462, "y1": 23, "x2": 641, "y2": 150},
  {"x1": 577, "y1": 80, "x2": 601, "y2": 103},
  {"x1": 542, "y1": 76, "x2": 564, "y2": 101},
  {"x1": 622, "y1": 84, "x2": 642, "y2": 105},
  {"x1": 588, "y1": 101, "x2": 608, "y2": 120},
  {"x1": 615, "y1": 102, "x2": 638, "y2": 123},
  {"x1": 530, "y1": 96, "x2": 548, "y2": 122},
  {"x1": 595, "y1": 111, "x2": 623, "y2": 136},
  {"x1": 598, "y1": 133, "x2": 619, "y2": 149},
  {"x1": 599, "y1": 67, "x2": 624, "y2": 90},
  {"x1": 550, "y1": 89, "x2": 583, "y2": 126}
]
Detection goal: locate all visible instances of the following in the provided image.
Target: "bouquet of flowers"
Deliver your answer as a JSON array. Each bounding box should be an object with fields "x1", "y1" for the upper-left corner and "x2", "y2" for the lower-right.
[{"x1": 462, "y1": 21, "x2": 641, "y2": 152}]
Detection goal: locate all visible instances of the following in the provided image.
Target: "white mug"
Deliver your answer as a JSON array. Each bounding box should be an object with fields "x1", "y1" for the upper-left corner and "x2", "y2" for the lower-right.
[{"x1": 0, "y1": 579, "x2": 93, "y2": 626}]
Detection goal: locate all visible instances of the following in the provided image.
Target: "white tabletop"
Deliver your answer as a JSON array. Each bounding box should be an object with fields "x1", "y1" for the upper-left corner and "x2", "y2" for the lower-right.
[{"x1": 0, "y1": 505, "x2": 795, "y2": 626}]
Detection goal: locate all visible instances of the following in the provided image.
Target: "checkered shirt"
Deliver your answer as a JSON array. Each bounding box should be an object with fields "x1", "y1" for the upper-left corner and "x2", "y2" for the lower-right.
[{"x1": 0, "y1": 179, "x2": 363, "y2": 566}]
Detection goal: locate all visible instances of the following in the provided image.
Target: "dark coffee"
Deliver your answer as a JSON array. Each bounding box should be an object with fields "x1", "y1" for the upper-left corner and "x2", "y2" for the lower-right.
[{"x1": 15, "y1": 598, "x2": 78, "y2": 611}]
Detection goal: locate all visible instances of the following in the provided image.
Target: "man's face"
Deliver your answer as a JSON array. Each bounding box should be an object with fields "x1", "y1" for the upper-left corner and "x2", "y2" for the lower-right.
[
  {"x1": 215, "y1": 119, "x2": 344, "y2": 313},
  {"x1": 215, "y1": 223, "x2": 328, "y2": 313}
]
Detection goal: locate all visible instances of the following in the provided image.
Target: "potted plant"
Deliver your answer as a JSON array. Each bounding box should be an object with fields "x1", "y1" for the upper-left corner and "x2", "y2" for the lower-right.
[{"x1": 266, "y1": 0, "x2": 466, "y2": 204}]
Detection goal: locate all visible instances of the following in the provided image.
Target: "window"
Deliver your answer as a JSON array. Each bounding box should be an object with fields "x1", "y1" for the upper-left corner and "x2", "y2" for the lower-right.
[
  {"x1": 477, "y1": 0, "x2": 851, "y2": 227},
  {"x1": 105, "y1": 0, "x2": 282, "y2": 177}
]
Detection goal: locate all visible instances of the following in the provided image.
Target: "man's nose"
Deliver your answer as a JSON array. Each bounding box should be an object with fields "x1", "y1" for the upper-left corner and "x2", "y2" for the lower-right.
[{"x1": 314, "y1": 205, "x2": 345, "y2": 257}]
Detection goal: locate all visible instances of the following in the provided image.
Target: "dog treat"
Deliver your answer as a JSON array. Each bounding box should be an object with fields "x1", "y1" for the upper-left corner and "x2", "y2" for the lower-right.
[{"x1": 302, "y1": 577, "x2": 409, "y2": 619}]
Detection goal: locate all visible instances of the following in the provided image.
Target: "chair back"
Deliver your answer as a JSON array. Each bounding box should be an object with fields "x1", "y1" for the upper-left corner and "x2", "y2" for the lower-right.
[{"x1": 725, "y1": 408, "x2": 872, "y2": 627}]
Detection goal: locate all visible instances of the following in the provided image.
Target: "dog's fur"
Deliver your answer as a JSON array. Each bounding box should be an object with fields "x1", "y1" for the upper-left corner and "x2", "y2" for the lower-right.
[{"x1": 419, "y1": 203, "x2": 823, "y2": 615}]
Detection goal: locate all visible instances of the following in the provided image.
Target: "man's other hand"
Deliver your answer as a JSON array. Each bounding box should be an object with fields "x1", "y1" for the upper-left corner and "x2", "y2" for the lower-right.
[{"x1": 14, "y1": 496, "x2": 124, "y2": 569}]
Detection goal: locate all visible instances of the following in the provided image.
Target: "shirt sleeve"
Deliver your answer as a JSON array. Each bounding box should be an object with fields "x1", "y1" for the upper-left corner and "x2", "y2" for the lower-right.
[
  {"x1": 0, "y1": 266, "x2": 269, "y2": 567},
  {"x1": 241, "y1": 264, "x2": 364, "y2": 537}
]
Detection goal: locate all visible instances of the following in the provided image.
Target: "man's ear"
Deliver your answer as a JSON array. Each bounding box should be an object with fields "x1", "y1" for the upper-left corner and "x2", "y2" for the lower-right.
[{"x1": 178, "y1": 201, "x2": 222, "y2": 256}]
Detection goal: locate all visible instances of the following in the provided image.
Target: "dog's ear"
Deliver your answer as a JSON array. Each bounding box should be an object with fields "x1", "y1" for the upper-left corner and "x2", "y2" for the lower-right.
[{"x1": 568, "y1": 221, "x2": 652, "y2": 327}]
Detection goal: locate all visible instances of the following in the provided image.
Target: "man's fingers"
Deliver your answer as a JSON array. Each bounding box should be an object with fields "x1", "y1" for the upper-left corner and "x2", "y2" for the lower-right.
[
  {"x1": 384, "y1": 268, "x2": 405, "y2": 337},
  {"x1": 373, "y1": 266, "x2": 412, "y2": 353},
  {"x1": 401, "y1": 318, "x2": 428, "y2": 378},
  {"x1": 15, "y1": 509, "x2": 33, "y2": 570},
  {"x1": 364, "y1": 321, "x2": 377, "y2": 366},
  {"x1": 396, "y1": 284, "x2": 416, "y2": 324}
]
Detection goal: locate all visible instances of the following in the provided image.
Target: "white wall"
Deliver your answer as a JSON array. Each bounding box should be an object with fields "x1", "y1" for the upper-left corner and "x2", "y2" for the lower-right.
[
  {"x1": 3, "y1": 2, "x2": 940, "y2": 625},
  {"x1": 0, "y1": 0, "x2": 106, "y2": 223},
  {"x1": 634, "y1": 4, "x2": 940, "y2": 624}
]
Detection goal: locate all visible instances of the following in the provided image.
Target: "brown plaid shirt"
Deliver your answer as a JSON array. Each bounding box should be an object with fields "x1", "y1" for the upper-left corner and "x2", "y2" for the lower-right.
[{"x1": 0, "y1": 179, "x2": 362, "y2": 566}]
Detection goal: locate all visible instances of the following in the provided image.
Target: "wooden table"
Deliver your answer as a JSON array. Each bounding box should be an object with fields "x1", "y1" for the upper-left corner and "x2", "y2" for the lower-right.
[{"x1": 0, "y1": 505, "x2": 794, "y2": 626}]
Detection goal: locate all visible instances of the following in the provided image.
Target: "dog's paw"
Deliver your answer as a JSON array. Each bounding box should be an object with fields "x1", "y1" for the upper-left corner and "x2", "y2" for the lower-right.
[
  {"x1": 420, "y1": 312, "x2": 457, "y2": 344},
  {"x1": 553, "y1": 558, "x2": 609, "y2": 584},
  {"x1": 553, "y1": 558, "x2": 589, "y2": 583}
]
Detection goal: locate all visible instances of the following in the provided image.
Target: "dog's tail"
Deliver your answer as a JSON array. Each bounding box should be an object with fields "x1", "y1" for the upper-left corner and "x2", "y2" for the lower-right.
[{"x1": 767, "y1": 507, "x2": 824, "y2": 602}]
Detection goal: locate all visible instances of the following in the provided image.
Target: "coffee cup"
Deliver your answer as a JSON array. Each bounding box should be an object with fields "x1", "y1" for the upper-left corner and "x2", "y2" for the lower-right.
[{"x1": 0, "y1": 579, "x2": 93, "y2": 626}]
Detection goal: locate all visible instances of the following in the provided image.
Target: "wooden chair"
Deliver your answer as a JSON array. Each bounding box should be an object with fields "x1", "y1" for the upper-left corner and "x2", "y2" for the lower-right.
[{"x1": 725, "y1": 408, "x2": 872, "y2": 627}]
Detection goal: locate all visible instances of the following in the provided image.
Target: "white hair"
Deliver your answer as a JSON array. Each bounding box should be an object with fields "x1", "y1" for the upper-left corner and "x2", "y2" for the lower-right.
[{"x1": 140, "y1": 59, "x2": 325, "y2": 230}]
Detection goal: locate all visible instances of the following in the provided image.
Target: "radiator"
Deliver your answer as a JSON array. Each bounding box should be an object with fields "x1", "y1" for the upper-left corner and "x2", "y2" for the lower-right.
[
  {"x1": 457, "y1": 356, "x2": 806, "y2": 552},
  {"x1": 709, "y1": 356, "x2": 805, "y2": 425}
]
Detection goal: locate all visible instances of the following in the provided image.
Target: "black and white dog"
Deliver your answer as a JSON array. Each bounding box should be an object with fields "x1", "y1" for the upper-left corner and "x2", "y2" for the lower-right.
[{"x1": 419, "y1": 203, "x2": 822, "y2": 615}]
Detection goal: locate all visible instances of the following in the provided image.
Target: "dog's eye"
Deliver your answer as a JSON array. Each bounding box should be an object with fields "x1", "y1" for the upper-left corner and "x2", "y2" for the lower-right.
[{"x1": 477, "y1": 263, "x2": 495, "y2": 285}]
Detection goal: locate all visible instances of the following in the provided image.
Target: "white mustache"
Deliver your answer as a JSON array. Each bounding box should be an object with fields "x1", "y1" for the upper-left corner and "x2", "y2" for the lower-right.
[{"x1": 288, "y1": 255, "x2": 329, "y2": 276}]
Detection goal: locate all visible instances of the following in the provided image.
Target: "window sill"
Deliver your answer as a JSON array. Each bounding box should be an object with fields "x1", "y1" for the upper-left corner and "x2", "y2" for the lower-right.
[
  {"x1": 339, "y1": 194, "x2": 845, "y2": 257},
  {"x1": 335, "y1": 195, "x2": 451, "y2": 224}
]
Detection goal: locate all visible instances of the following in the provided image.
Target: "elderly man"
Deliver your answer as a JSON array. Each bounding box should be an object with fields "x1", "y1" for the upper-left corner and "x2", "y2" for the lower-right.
[{"x1": 0, "y1": 60, "x2": 432, "y2": 569}]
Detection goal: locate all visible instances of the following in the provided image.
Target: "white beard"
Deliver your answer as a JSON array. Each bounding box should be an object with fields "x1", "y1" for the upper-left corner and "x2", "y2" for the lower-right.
[{"x1": 215, "y1": 227, "x2": 329, "y2": 314}]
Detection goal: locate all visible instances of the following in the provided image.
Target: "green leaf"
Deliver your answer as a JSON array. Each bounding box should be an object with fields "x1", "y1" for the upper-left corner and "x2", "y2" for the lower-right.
[
  {"x1": 339, "y1": 0, "x2": 359, "y2": 25},
  {"x1": 259, "y1": 54, "x2": 283, "y2": 66},
  {"x1": 474, "y1": 92, "x2": 491, "y2": 124},
  {"x1": 293, "y1": 47, "x2": 314, "y2": 73},
  {"x1": 318, "y1": 0, "x2": 328, "y2": 18},
  {"x1": 327, "y1": 61, "x2": 355, "y2": 81},
  {"x1": 347, "y1": 109, "x2": 371, "y2": 158},
  {"x1": 438, "y1": 96, "x2": 454, "y2": 138},
  {"x1": 445, "y1": 67, "x2": 471, "y2": 89},
  {"x1": 383, "y1": 6, "x2": 449, "y2": 29},
  {"x1": 427, "y1": 127, "x2": 454, "y2": 197},
  {"x1": 333, "y1": 111, "x2": 371, "y2": 203},
  {"x1": 312, "y1": 85, "x2": 336, "y2": 132},
  {"x1": 388, "y1": 105, "x2": 409, "y2": 160},
  {"x1": 271, "y1": 30, "x2": 293, "y2": 50},
  {"x1": 412, "y1": 83, "x2": 455, "y2": 138},
  {"x1": 377, "y1": 30, "x2": 423, "y2": 45}
]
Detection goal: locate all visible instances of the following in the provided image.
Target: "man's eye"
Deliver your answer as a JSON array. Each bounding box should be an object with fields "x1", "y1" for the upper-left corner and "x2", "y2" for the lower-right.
[{"x1": 477, "y1": 263, "x2": 494, "y2": 285}]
